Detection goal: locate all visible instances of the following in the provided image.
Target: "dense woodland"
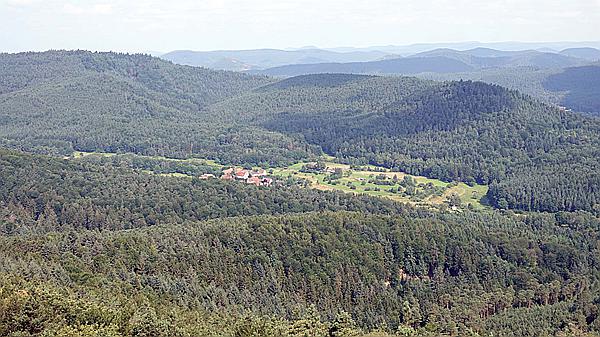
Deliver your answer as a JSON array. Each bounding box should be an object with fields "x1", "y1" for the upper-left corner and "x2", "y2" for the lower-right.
[
  {"x1": 2, "y1": 150, "x2": 600, "y2": 336},
  {"x1": 543, "y1": 65, "x2": 600, "y2": 115},
  {"x1": 1, "y1": 51, "x2": 600, "y2": 336},
  {"x1": 0, "y1": 149, "x2": 412, "y2": 234},
  {"x1": 0, "y1": 51, "x2": 317, "y2": 165}
]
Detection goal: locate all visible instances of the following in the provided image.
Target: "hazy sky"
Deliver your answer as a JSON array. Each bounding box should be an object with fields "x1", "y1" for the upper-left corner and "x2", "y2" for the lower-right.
[{"x1": 2, "y1": 0, "x2": 600, "y2": 53}]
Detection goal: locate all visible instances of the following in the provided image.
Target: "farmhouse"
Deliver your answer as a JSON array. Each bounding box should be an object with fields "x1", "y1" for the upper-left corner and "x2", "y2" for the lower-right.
[
  {"x1": 221, "y1": 167, "x2": 273, "y2": 186},
  {"x1": 235, "y1": 170, "x2": 250, "y2": 180}
]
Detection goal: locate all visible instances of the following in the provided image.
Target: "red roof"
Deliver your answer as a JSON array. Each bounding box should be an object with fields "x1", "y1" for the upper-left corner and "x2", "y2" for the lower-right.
[{"x1": 246, "y1": 176, "x2": 261, "y2": 186}]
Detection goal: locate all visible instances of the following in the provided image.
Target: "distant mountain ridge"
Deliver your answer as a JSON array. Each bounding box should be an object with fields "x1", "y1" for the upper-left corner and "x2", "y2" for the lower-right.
[
  {"x1": 559, "y1": 47, "x2": 600, "y2": 61},
  {"x1": 160, "y1": 48, "x2": 390, "y2": 71},
  {"x1": 325, "y1": 41, "x2": 600, "y2": 55},
  {"x1": 252, "y1": 48, "x2": 590, "y2": 77},
  {"x1": 248, "y1": 56, "x2": 476, "y2": 76},
  {"x1": 160, "y1": 45, "x2": 600, "y2": 87}
]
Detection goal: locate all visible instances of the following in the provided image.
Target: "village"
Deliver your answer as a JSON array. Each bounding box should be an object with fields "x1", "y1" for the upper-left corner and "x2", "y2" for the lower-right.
[{"x1": 217, "y1": 167, "x2": 274, "y2": 186}]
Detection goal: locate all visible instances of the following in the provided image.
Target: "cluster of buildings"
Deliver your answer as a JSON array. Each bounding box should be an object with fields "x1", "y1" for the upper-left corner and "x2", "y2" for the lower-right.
[{"x1": 220, "y1": 167, "x2": 273, "y2": 186}]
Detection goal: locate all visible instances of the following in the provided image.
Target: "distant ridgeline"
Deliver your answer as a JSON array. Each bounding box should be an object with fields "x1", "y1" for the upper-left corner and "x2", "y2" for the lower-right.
[
  {"x1": 247, "y1": 47, "x2": 600, "y2": 117},
  {"x1": 0, "y1": 51, "x2": 599, "y2": 213}
]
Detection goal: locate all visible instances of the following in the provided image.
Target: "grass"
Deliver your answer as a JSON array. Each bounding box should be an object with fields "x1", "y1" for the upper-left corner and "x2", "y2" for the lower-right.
[{"x1": 271, "y1": 161, "x2": 489, "y2": 210}]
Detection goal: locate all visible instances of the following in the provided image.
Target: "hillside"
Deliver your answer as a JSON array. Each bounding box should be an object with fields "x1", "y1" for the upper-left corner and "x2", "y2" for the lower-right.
[
  {"x1": 419, "y1": 64, "x2": 600, "y2": 116},
  {"x1": 2, "y1": 50, "x2": 600, "y2": 336},
  {"x1": 0, "y1": 51, "x2": 320, "y2": 164},
  {"x1": 543, "y1": 65, "x2": 600, "y2": 114},
  {"x1": 251, "y1": 49, "x2": 600, "y2": 116},
  {"x1": 1, "y1": 52, "x2": 599, "y2": 214},
  {"x1": 212, "y1": 74, "x2": 600, "y2": 213},
  {"x1": 2, "y1": 149, "x2": 600, "y2": 336},
  {"x1": 0, "y1": 50, "x2": 270, "y2": 104}
]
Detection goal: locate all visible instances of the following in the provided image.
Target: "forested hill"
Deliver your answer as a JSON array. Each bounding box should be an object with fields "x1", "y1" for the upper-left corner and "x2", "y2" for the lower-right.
[
  {"x1": 0, "y1": 50, "x2": 272, "y2": 106},
  {"x1": 543, "y1": 65, "x2": 600, "y2": 114},
  {"x1": 213, "y1": 74, "x2": 600, "y2": 213},
  {"x1": 2, "y1": 51, "x2": 600, "y2": 336},
  {"x1": 418, "y1": 64, "x2": 600, "y2": 116},
  {"x1": 0, "y1": 50, "x2": 295, "y2": 160}
]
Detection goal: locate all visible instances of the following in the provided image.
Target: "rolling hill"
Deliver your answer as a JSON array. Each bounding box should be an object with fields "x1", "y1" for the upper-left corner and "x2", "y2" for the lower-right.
[
  {"x1": 543, "y1": 65, "x2": 600, "y2": 113},
  {"x1": 243, "y1": 48, "x2": 600, "y2": 116},
  {"x1": 1, "y1": 51, "x2": 599, "y2": 214},
  {"x1": 560, "y1": 47, "x2": 600, "y2": 61},
  {"x1": 211, "y1": 73, "x2": 600, "y2": 212},
  {"x1": 0, "y1": 51, "x2": 318, "y2": 164},
  {"x1": 418, "y1": 64, "x2": 600, "y2": 116}
]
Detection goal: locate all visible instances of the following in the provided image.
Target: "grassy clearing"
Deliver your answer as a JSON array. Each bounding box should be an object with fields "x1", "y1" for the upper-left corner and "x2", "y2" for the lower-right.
[{"x1": 271, "y1": 161, "x2": 489, "y2": 210}]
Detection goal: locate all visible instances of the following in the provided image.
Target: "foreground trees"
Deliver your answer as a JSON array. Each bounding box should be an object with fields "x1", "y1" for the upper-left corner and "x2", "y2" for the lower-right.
[{"x1": 1, "y1": 151, "x2": 600, "y2": 335}]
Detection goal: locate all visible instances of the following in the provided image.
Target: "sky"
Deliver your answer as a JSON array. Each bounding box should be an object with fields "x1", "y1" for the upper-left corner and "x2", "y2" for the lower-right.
[{"x1": 1, "y1": 0, "x2": 600, "y2": 53}]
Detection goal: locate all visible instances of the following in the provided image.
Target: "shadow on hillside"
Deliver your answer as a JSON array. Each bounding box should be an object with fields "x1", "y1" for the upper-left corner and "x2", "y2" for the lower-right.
[{"x1": 543, "y1": 65, "x2": 600, "y2": 115}]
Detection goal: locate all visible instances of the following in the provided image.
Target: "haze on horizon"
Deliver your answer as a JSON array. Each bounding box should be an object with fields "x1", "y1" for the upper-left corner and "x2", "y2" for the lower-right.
[{"x1": 1, "y1": 0, "x2": 600, "y2": 53}]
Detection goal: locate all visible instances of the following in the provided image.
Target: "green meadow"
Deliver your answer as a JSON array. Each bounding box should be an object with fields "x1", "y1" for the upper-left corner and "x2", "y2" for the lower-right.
[{"x1": 271, "y1": 161, "x2": 489, "y2": 210}]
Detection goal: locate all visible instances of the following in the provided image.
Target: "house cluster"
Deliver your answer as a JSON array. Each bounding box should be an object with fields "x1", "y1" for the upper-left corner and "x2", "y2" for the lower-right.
[{"x1": 221, "y1": 167, "x2": 273, "y2": 186}]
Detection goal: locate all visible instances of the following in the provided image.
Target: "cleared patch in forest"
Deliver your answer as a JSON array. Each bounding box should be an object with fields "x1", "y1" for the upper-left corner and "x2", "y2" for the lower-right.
[
  {"x1": 271, "y1": 161, "x2": 489, "y2": 210},
  {"x1": 71, "y1": 151, "x2": 488, "y2": 209}
]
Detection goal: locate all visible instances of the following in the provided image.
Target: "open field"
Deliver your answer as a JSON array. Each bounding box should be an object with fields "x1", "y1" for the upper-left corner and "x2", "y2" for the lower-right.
[{"x1": 271, "y1": 161, "x2": 489, "y2": 209}]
